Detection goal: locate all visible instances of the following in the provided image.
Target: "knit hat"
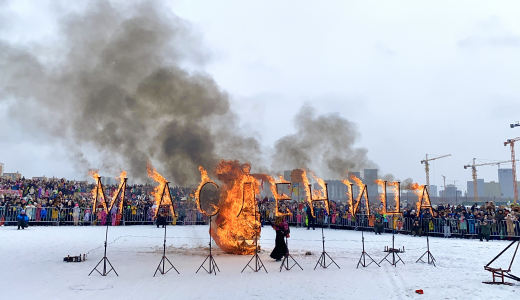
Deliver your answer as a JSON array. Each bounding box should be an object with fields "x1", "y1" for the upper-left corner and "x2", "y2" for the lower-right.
[{"x1": 21, "y1": 210, "x2": 25, "y2": 213}]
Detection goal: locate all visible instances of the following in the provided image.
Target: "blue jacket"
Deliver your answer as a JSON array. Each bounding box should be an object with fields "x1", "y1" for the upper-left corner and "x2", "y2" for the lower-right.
[{"x1": 17, "y1": 214, "x2": 29, "y2": 223}]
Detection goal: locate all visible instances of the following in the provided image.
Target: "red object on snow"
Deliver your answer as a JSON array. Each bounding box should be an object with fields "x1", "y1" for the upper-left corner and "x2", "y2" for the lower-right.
[{"x1": 415, "y1": 289, "x2": 424, "y2": 294}]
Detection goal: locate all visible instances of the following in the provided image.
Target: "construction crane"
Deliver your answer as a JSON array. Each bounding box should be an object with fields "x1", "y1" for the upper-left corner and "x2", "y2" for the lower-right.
[
  {"x1": 463, "y1": 159, "x2": 516, "y2": 202},
  {"x1": 504, "y1": 137, "x2": 520, "y2": 203},
  {"x1": 421, "y1": 154, "x2": 451, "y2": 195}
]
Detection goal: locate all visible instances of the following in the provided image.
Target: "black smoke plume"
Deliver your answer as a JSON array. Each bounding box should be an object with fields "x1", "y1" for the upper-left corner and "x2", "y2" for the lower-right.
[
  {"x1": 271, "y1": 104, "x2": 385, "y2": 179},
  {"x1": 0, "y1": 0, "x2": 261, "y2": 185}
]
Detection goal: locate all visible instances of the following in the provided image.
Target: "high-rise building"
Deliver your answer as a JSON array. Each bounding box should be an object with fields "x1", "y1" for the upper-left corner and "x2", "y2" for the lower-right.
[
  {"x1": 467, "y1": 179, "x2": 485, "y2": 197},
  {"x1": 0, "y1": 163, "x2": 4, "y2": 177},
  {"x1": 100, "y1": 176, "x2": 117, "y2": 186},
  {"x1": 429, "y1": 185, "x2": 438, "y2": 197},
  {"x1": 363, "y1": 169, "x2": 378, "y2": 198},
  {"x1": 498, "y1": 169, "x2": 514, "y2": 198},
  {"x1": 484, "y1": 181, "x2": 502, "y2": 198},
  {"x1": 445, "y1": 184, "x2": 461, "y2": 198}
]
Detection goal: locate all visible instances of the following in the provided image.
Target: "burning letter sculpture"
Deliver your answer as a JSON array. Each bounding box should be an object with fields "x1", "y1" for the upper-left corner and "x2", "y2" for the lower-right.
[{"x1": 195, "y1": 160, "x2": 261, "y2": 255}]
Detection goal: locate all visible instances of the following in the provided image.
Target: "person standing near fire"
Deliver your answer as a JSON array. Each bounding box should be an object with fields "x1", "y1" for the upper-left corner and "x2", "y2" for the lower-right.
[
  {"x1": 306, "y1": 203, "x2": 315, "y2": 230},
  {"x1": 270, "y1": 216, "x2": 290, "y2": 261}
]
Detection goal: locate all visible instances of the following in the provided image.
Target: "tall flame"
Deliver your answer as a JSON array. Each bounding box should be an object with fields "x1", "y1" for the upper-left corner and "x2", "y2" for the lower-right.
[
  {"x1": 196, "y1": 160, "x2": 260, "y2": 255},
  {"x1": 112, "y1": 170, "x2": 127, "y2": 212},
  {"x1": 387, "y1": 181, "x2": 400, "y2": 214},
  {"x1": 410, "y1": 183, "x2": 424, "y2": 213},
  {"x1": 147, "y1": 162, "x2": 174, "y2": 218},
  {"x1": 350, "y1": 174, "x2": 370, "y2": 215},
  {"x1": 341, "y1": 177, "x2": 353, "y2": 213},
  {"x1": 194, "y1": 166, "x2": 218, "y2": 215},
  {"x1": 311, "y1": 172, "x2": 329, "y2": 214},
  {"x1": 375, "y1": 179, "x2": 386, "y2": 213},
  {"x1": 265, "y1": 175, "x2": 291, "y2": 216},
  {"x1": 300, "y1": 169, "x2": 314, "y2": 216},
  {"x1": 89, "y1": 170, "x2": 106, "y2": 211}
]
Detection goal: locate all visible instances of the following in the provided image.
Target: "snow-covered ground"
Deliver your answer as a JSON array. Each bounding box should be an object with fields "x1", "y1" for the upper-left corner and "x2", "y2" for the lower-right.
[{"x1": 1, "y1": 224, "x2": 518, "y2": 300}]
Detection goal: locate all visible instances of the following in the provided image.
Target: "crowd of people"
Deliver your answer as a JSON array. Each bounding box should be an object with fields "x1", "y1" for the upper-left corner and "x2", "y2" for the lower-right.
[
  {"x1": 259, "y1": 198, "x2": 520, "y2": 240},
  {"x1": 1, "y1": 177, "x2": 519, "y2": 240},
  {"x1": 0, "y1": 177, "x2": 199, "y2": 226}
]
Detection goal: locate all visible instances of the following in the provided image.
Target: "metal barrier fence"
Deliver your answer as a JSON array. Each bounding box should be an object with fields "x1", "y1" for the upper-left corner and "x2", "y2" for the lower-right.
[
  {"x1": 260, "y1": 210, "x2": 520, "y2": 239},
  {"x1": 0, "y1": 207, "x2": 209, "y2": 227},
  {"x1": 1, "y1": 206, "x2": 518, "y2": 239}
]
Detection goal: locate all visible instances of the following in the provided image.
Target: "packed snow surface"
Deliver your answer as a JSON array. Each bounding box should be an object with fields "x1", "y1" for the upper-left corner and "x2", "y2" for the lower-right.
[{"x1": 1, "y1": 225, "x2": 518, "y2": 299}]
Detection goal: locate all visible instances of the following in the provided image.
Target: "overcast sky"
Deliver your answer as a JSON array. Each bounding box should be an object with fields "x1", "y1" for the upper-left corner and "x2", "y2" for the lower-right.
[{"x1": 1, "y1": 0, "x2": 519, "y2": 191}]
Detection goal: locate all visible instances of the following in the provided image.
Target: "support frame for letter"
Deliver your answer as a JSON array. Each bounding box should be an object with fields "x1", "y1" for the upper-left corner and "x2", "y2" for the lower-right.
[
  {"x1": 153, "y1": 182, "x2": 180, "y2": 276},
  {"x1": 357, "y1": 230, "x2": 380, "y2": 268},
  {"x1": 379, "y1": 231, "x2": 404, "y2": 267},
  {"x1": 240, "y1": 182, "x2": 267, "y2": 273},
  {"x1": 195, "y1": 181, "x2": 221, "y2": 275},
  {"x1": 89, "y1": 177, "x2": 126, "y2": 277},
  {"x1": 309, "y1": 183, "x2": 340, "y2": 270},
  {"x1": 416, "y1": 230, "x2": 436, "y2": 266},
  {"x1": 279, "y1": 235, "x2": 303, "y2": 272},
  {"x1": 196, "y1": 214, "x2": 221, "y2": 275}
]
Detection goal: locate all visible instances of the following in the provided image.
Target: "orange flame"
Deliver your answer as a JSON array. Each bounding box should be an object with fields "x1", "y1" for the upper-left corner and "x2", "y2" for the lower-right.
[
  {"x1": 194, "y1": 166, "x2": 219, "y2": 215},
  {"x1": 349, "y1": 174, "x2": 370, "y2": 215},
  {"x1": 410, "y1": 183, "x2": 424, "y2": 213},
  {"x1": 299, "y1": 169, "x2": 314, "y2": 216},
  {"x1": 341, "y1": 177, "x2": 353, "y2": 213},
  {"x1": 310, "y1": 172, "x2": 329, "y2": 214},
  {"x1": 375, "y1": 179, "x2": 386, "y2": 213},
  {"x1": 387, "y1": 181, "x2": 400, "y2": 214},
  {"x1": 112, "y1": 170, "x2": 127, "y2": 212},
  {"x1": 196, "y1": 160, "x2": 260, "y2": 255},
  {"x1": 147, "y1": 162, "x2": 174, "y2": 218},
  {"x1": 265, "y1": 175, "x2": 291, "y2": 217},
  {"x1": 89, "y1": 170, "x2": 106, "y2": 211}
]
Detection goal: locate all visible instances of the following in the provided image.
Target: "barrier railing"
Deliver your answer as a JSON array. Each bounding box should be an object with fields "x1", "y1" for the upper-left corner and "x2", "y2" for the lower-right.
[
  {"x1": 1, "y1": 206, "x2": 518, "y2": 239},
  {"x1": 0, "y1": 206, "x2": 210, "y2": 227}
]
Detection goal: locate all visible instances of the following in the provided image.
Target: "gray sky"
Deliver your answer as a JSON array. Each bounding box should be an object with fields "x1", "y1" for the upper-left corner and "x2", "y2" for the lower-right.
[{"x1": 1, "y1": 0, "x2": 519, "y2": 191}]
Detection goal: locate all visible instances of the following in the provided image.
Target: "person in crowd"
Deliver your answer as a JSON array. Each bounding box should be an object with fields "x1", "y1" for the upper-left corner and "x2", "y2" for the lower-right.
[
  {"x1": 306, "y1": 203, "x2": 315, "y2": 230},
  {"x1": 156, "y1": 212, "x2": 167, "y2": 228},
  {"x1": 72, "y1": 203, "x2": 81, "y2": 226},
  {"x1": 506, "y1": 213, "x2": 516, "y2": 238},
  {"x1": 478, "y1": 220, "x2": 491, "y2": 242},
  {"x1": 411, "y1": 219, "x2": 421, "y2": 237},
  {"x1": 374, "y1": 212, "x2": 384, "y2": 235},
  {"x1": 270, "y1": 216, "x2": 290, "y2": 262},
  {"x1": 17, "y1": 210, "x2": 30, "y2": 230}
]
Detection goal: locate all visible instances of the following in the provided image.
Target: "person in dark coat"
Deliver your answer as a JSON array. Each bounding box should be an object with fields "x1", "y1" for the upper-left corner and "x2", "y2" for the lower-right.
[
  {"x1": 306, "y1": 204, "x2": 315, "y2": 230},
  {"x1": 270, "y1": 216, "x2": 290, "y2": 261},
  {"x1": 17, "y1": 210, "x2": 29, "y2": 230},
  {"x1": 156, "y1": 212, "x2": 167, "y2": 228},
  {"x1": 478, "y1": 220, "x2": 491, "y2": 242},
  {"x1": 411, "y1": 219, "x2": 421, "y2": 237},
  {"x1": 374, "y1": 213, "x2": 384, "y2": 235}
]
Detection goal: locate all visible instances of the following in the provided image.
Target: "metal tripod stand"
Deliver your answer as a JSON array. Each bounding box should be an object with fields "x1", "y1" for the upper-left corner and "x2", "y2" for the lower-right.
[
  {"x1": 89, "y1": 223, "x2": 118, "y2": 276},
  {"x1": 154, "y1": 223, "x2": 180, "y2": 276},
  {"x1": 241, "y1": 200, "x2": 267, "y2": 273},
  {"x1": 314, "y1": 218, "x2": 340, "y2": 269},
  {"x1": 196, "y1": 215, "x2": 220, "y2": 275},
  {"x1": 279, "y1": 235, "x2": 303, "y2": 272},
  {"x1": 379, "y1": 231, "x2": 404, "y2": 267},
  {"x1": 357, "y1": 230, "x2": 380, "y2": 268},
  {"x1": 416, "y1": 230, "x2": 436, "y2": 266}
]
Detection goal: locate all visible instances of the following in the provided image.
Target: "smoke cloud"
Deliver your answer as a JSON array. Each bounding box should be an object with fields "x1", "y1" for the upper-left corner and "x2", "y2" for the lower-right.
[
  {"x1": 271, "y1": 104, "x2": 381, "y2": 179},
  {"x1": 0, "y1": 0, "x2": 394, "y2": 185},
  {"x1": 0, "y1": 0, "x2": 261, "y2": 185}
]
